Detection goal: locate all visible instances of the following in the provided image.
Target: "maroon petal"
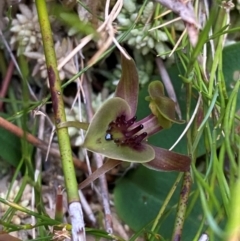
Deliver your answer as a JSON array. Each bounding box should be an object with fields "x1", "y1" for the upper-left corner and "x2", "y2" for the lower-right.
[
  {"x1": 115, "y1": 53, "x2": 139, "y2": 115},
  {"x1": 143, "y1": 146, "x2": 191, "y2": 172}
]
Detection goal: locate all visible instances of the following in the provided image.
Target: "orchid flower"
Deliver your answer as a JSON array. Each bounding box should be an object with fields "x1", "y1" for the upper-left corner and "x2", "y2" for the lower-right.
[{"x1": 78, "y1": 54, "x2": 191, "y2": 189}]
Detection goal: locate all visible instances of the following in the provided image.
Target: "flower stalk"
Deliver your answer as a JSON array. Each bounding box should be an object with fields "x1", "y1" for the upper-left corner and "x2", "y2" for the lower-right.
[
  {"x1": 35, "y1": 0, "x2": 79, "y2": 204},
  {"x1": 35, "y1": 1, "x2": 84, "y2": 240}
]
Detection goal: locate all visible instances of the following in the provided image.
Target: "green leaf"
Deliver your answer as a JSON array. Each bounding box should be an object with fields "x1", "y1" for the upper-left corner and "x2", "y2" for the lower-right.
[
  {"x1": 115, "y1": 53, "x2": 139, "y2": 115},
  {"x1": 114, "y1": 166, "x2": 204, "y2": 240},
  {"x1": 0, "y1": 127, "x2": 21, "y2": 167},
  {"x1": 222, "y1": 42, "x2": 240, "y2": 94},
  {"x1": 83, "y1": 97, "x2": 155, "y2": 163}
]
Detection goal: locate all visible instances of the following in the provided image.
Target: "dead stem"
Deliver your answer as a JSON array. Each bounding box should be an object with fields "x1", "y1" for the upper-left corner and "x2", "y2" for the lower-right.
[
  {"x1": 171, "y1": 171, "x2": 192, "y2": 241},
  {"x1": 57, "y1": 0, "x2": 130, "y2": 72},
  {"x1": 93, "y1": 154, "x2": 116, "y2": 234},
  {"x1": 0, "y1": 116, "x2": 89, "y2": 172},
  {"x1": 31, "y1": 106, "x2": 47, "y2": 239},
  {"x1": 0, "y1": 60, "x2": 14, "y2": 111},
  {"x1": 82, "y1": 75, "x2": 114, "y2": 233}
]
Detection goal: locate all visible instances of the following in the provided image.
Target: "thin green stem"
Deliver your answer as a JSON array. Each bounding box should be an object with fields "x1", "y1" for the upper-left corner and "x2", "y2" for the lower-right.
[
  {"x1": 0, "y1": 197, "x2": 60, "y2": 225},
  {"x1": 198, "y1": 185, "x2": 225, "y2": 238},
  {"x1": 208, "y1": 22, "x2": 227, "y2": 98},
  {"x1": 149, "y1": 172, "x2": 183, "y2": 241},
  {"x1": 223, "y1": 80, "x2": 239, "y2": 174},
  {"x1": 35, "y1": 0, "x2": 79, "y2": 204}
]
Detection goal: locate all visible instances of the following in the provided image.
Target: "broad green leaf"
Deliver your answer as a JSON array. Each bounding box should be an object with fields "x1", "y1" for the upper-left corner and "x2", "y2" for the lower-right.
[
  {"x1": 0, "y1": 127, "x2": 21, "y2": 167},
  {"x1": 115, "y1": 53, "x2": 139, "y2": 115},
  {"x1": 114, "y1": 166, "x2": 205, "y2": 240},
  {"x1": 222, "y1": 42, "x2": 240, "y2": 95},
  {"x1": 83, "y1": 97, "x2": 155, "y2": 163}
]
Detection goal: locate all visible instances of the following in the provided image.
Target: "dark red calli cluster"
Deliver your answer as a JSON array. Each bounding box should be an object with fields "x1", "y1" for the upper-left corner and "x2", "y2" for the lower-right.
[{"x1": 105, "y1": 114, "x2": 147, "y2": 150}]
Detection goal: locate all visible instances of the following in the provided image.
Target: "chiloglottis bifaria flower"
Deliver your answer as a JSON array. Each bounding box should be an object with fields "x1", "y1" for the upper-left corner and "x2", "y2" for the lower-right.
[{"x1": 79, "y1": 52, "x2": 191, "y2": 189}]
